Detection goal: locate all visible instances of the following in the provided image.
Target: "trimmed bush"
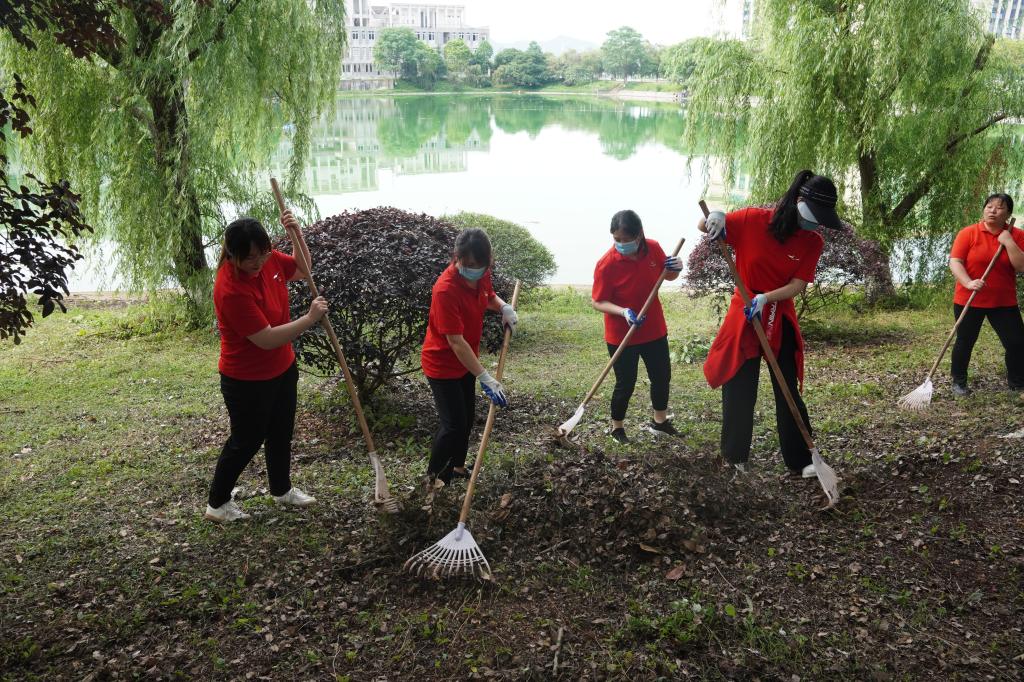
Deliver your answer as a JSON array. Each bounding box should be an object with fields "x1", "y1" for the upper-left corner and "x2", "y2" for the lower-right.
[
  {"x1": 685, "y1": 207, "x2": 889, "y2": 319},
  {"x1": 444, "y1": 212, "x2": 556, "y2": 289},
  {"x1": 277, "y1": 207, "x2": 514, "y2": 400}
]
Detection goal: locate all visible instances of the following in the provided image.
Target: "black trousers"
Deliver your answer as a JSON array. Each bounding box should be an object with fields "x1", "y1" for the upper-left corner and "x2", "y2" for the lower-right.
[
  {"x1": 426, "y1": 372, "x2": 477, "y2": 480},
  {"x1": 721, "y1": 321, "x2": 812, "y2": 470},
  {"x1": 208, "y1": 362, "x2": 298, "y2": 508},
  {"x1": 605, "y1": 335, "x2": 671, "y2": 422},
  {"x1": 950, "y1": 304, "x2": 1024, "y2": 388}
]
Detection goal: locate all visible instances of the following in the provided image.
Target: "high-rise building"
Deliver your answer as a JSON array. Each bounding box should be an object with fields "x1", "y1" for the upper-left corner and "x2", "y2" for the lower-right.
[
  {"x1": 713, "y1": 0, "x2": 757, "y2": 40},
  {"x1": 342, "y1": 1, "x2": 490, "y2": 90},
  {"x1": 972, "y1": 0, "x2": 1023, "y2": 39}
]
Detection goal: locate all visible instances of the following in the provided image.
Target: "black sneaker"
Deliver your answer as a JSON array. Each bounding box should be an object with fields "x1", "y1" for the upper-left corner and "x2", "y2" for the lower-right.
[
  {"x1": 648, "y1": 419, "x2": 679, "y2": 436},
  {"x1": 610, "y1": 428, "x2": 629, "y2": 444},
  {"x1": 951, "y1": 382, "x2": 970, "y2": 397}
]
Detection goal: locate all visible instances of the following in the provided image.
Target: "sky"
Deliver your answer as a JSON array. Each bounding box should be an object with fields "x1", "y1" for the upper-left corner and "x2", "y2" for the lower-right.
[{"x1": 455, "y1": 0, "x2": 720, "y2": 47}]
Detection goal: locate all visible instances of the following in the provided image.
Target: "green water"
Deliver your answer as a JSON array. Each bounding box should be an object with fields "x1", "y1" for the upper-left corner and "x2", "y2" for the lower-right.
[{"x1": 272, "y1": 95, "x2": 745, "y2": 283}]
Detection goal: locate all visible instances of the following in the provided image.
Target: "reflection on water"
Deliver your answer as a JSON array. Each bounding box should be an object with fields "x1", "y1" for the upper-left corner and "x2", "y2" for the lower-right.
[{"x1": 268, "y1": 95, "x2": 749, "y2": 284}]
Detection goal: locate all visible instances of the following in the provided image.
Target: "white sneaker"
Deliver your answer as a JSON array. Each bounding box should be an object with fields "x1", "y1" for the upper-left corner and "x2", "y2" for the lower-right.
[
  {"x1": 733, "y1": 462, "x2": 749, "y2": 474},
  {"x1": 272, "y1": 487, "x2": 316, "y2": 507},
  {"x1": 204, "y1": 500, "x2": 250, "y2": 523},
  {"x1": 801, "y1": 464, "x2": 816, "y2": 479}
]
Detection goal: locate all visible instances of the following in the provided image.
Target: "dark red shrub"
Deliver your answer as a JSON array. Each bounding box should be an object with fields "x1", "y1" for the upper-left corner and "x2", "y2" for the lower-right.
[
  {"x1": 277, "y1": 207, "x2": 513, "y2": 400},
  {"x1": 685, "y1": 205, "x2": 889, "y2": 318}
]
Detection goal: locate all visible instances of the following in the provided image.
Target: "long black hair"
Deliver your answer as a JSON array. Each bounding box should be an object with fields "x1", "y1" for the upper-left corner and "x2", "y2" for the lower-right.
[
  {"x1": 218, "y1": 217, "x2": 271, "y2": 268},
  {"x1": 984, "y1": 192, "x2": 1014, "y2": 215},
  {"x1": 452, "y1": 227, "x2": 493, "y2": 267},
  {"x1": 768, "y1": 170, "x2": 815, "y2": 244},
  {"x1": 610, "y1": 209, "x2": 649, "y2": 256}
]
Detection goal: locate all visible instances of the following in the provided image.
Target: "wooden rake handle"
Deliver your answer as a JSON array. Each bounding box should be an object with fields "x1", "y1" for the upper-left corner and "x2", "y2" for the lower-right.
[
  {"x1": 270, "y1": 178, "x2": 378, "y2": 455},
  {"x1": 459, "y1": 280, "x2": 521, "y2": 525},
  {"x1": 579, "y1": 236, "x2": 686, "y2": 407},
  {"x1": 924, "y1": 216, "x2": 1016, "y2": 381},
  {"x1": 699, "y1": 200, "x2": 816, "y2": 452}
]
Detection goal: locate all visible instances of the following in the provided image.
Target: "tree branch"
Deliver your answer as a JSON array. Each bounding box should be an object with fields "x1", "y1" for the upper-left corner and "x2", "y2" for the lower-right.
[
  {"x1": 187, "y1": 0, "x2": 245, "y2": 63},
  {"x1": 129, "y1": 105, "x2": 158, "y2": 141},
  {"x1": 944, "y1": 113, "x2": 1009, "y2": 153}
]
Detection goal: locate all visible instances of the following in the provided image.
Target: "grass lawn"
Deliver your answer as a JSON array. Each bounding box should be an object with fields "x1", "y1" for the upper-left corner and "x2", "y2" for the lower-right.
[{"x1": 1, "y1": 289, "x2": 1022, "y2": 680}]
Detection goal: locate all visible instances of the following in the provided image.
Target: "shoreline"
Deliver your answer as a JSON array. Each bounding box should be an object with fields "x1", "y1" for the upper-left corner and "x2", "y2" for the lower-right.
[{"x1": 339, "y1": 87, "x2": 682, "y2": 104}]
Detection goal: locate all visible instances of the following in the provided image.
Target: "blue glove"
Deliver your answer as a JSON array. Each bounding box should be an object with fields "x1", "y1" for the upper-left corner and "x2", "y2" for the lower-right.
[
  {"x1": 663, "y1": 255, "x2": 683, "y2": 272},
  {"x1": 477, "y1": 370, "x2": 508, "y2": 407},
  {"x1": 705, "y1": 211, "x2": 727, "y2": 241},
  {"x1": 622, "y1": 308, "x2": 646, "y2": 327},
  {"x1": 744, "y1": 294, "x2": 767, "y2": 322}
]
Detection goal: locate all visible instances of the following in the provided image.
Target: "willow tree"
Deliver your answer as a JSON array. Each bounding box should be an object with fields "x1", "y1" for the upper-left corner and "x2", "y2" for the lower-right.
[
  {"x1": 1, "y1": 1, "x2": 346, "y2": 302},
  {"x1": 685, "y1": 0, "x2": 1024, "y2": 281}
]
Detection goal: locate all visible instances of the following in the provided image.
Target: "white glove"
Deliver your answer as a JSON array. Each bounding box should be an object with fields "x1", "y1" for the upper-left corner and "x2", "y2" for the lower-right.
[
  {"x1": 744, "y1": 293, "x2": 767, "y2": 321},
  {"x1": 705, "y1": 210, "x2": 727, "y2": 240},
  {"x1": 500, "y1": 303, "x2": 518, "y2": 332},
  {"x1": 477, "y1": 370, "x2": 508, "y2": 407}
]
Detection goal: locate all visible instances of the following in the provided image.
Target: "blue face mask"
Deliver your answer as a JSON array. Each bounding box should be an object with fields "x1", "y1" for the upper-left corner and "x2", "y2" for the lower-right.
[
  {"x1": 797, "y1": 202, "x2": 820, "y2": 231},
  {"x1": 458, "y1": 264, "x2": 487, "y2": 281},
  {"x1": 615, "y1": 239, "x2": 639, "y2": 256}
]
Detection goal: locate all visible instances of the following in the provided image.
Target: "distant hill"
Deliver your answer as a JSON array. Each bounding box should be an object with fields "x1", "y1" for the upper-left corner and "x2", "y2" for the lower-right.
[{"x1": 491, "y1": 35, "x2": 599, "y2": 55}]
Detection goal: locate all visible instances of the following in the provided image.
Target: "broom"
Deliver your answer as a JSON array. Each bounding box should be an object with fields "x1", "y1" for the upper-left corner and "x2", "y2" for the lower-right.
[
  {"x1": 270, "y1": 178, "x2": 400, "y2": 514},
  {"x1": 555, "y1": 237, "x2": 685, "y2": 444},
  {"x1": 700, "y1": 200, "x2": 840, "y2": 509},
  {"x1": 898, "y1": 217, "x2": 1016, "y2": 410},
  {"x1": 405, "y1": 280, "x2": 522, "y2": 580}
]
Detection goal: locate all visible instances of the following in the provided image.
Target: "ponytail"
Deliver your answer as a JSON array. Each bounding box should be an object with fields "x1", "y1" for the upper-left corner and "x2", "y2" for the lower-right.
[{"x1": 768, "y1": 170, "x2": 814, "y2": 243}]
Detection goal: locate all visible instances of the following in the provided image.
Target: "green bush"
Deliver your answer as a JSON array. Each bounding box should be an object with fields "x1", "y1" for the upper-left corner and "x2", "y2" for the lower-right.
[{"x1": 444, "y1": 212, "x2": 557, "y2": 289}]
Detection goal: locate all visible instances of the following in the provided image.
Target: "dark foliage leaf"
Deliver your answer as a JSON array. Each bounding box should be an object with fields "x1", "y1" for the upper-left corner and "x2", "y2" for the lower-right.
[{"x1": 275, "y1": 207, "x2": 513, "y2": 401}]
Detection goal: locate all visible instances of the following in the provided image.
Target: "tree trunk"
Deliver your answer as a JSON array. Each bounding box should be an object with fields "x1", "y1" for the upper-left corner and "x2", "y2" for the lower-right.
[{"x1": 149, "y1": 87, "x2": 210, "y2": 304}]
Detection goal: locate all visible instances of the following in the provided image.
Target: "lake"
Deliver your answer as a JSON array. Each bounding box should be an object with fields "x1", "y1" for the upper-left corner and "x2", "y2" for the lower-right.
[
  {"x1": 70, "y1": 94, "x2": 749, "y2": 290},
  {"x1": 271, "y1": 94, "x2": 748, "y2": 285}
]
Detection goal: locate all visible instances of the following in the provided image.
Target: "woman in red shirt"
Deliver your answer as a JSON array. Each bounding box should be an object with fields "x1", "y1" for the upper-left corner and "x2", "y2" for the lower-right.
[
  {"x1": 421, "y1": 228, "x2": 517, "y2": 486},
  {"x1": 591, "y1": 210, "x2": 682, "y2": 443},
  {"x1": 206, "y1": 212, "x2": 329, "y2": 523},
  {"x1": 948, "y1": 193, "x2": 1024, "y2": 395},
  {"x1": 699, "y1": 171, "x2": 841, "y2": 476}
]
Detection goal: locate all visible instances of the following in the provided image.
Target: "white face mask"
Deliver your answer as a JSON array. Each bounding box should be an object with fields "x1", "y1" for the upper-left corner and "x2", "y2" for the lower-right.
[{"x1": 796, "y1": 202, "x2": 820, "y2": 230}]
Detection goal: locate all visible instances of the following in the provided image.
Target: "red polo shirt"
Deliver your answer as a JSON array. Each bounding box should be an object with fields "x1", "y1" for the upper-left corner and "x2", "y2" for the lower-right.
[
  {"x1": 950, "y1": 222, "x2": 1024, "y2": 308},
  {"x1": 214, "y1": 250, "x2": 298, "y2": 381},
  {"x1": 592, "y1": 239, "x2": 669, "y2": 346},
  {"x1": 421, "y1": 264, "x2": 496, "y2": 380},
  {"x1": 703, "y1": 207, "x2": 824, "y2": 389}
]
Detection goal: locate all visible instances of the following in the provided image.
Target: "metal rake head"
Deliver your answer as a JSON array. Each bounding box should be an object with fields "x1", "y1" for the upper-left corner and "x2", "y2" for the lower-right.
[
  {"x1": 403, "y1": 523, "x2": 492, "y2": 580},
  {"x1": 810, "y1": 449, "x2": 841, "y2": 510},
  {"x1": 897, "y1": 379, "x2": 933, "y2": 411}
]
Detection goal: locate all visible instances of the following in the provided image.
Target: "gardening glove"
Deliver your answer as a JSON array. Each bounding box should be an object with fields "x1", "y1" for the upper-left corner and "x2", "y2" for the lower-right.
[
  {"x1": 621, "y1": 308, "x2": 646, "y2": 327},
  {"x1": 663, "y1": 255, "x2": 683, "y2": 272},
  {"x1": 744, "y1": 294, "x2": 767, "y2": 322},
  {"x1": 500, "y1": 303, "x2": 518, "y2": 333},
  {"x1": 704, "y1": 210, "x2": 726, "y2": 241},
  {"x1": 476, "y1": 370, "x2": 508, "y2": 408}
]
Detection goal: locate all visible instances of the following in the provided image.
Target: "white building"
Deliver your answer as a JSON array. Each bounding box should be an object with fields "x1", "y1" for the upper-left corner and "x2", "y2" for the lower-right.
[
  {"x1": 972, "y1": 0, "x2": 1024, "y2": 39},
  {"x1": 713, "y1": 0, "x2": 757, "y2": 40},
  {"x1": 342, "y1": 0, "x2": 490, "y2": 90}
]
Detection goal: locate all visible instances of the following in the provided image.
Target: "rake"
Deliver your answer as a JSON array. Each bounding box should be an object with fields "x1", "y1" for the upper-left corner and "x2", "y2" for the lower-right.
[
  {"x1": 405, "y1": 280, "x2": 521, "y2": 579},
  {"x1": 700, "y1": 200, "x2": 840, "y2": 509},
  {"x1": 270, "y1": 178, "x2": 400, "y2": 513},
  {"x1": 899, "y1": 217, "x2": 1016, "y2": 410},
  {"x1": 555, "y1": 237, "x2": 685, "y2": 444}
]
